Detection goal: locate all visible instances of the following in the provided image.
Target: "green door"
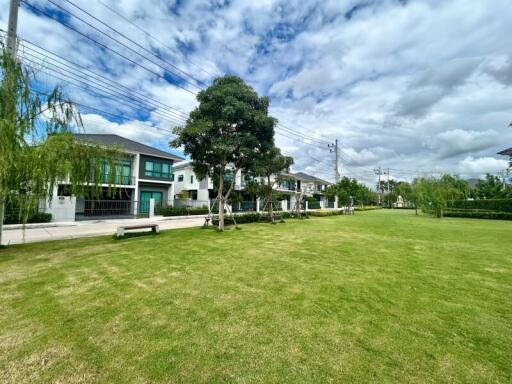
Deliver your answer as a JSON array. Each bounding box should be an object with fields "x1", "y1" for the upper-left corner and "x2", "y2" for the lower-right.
[{"x1": 139, "y1": 191, "x2": 163, "y2": 214}]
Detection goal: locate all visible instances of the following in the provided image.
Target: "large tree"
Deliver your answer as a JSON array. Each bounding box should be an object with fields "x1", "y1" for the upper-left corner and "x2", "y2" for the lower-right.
[
  {"x1": 171, "y1": 76, "x2": 275, "y2": 230},
  {"x1": 0, "y1": 48, "x2": 118, "y2": 245}
]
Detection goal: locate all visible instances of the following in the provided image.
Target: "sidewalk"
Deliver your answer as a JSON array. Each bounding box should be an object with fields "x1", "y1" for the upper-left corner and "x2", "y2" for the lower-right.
[{"x1": 1, "y1": 215, "x2": 205, "y2": 246}]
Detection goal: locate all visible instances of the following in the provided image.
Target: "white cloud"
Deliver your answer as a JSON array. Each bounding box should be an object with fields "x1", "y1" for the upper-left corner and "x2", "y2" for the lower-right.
[
  {"x1": 458, "y1": 156, "x2": 509, "y2": 176},
  {"x1": 1, "y1": 0, "x2": 512, "y2": 187}
]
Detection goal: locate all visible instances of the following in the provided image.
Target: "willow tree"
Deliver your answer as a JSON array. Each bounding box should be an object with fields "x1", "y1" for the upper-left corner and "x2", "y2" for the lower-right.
[
  {"x1": 171, "y1": 76, "x2": 275, "y2": 230},
  {"x1": 0, "y1": 48, "x2": 118, "y2": 245}
]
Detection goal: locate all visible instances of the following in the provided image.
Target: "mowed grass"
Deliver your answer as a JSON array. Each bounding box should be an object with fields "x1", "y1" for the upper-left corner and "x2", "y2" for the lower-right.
[{"x1": 0, "y1": 210, "x2": 511, "y2": 383}]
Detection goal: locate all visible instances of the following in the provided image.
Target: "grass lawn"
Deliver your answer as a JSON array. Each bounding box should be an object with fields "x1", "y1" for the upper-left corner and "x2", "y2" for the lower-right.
[{"x1": 1, "y1": 210, "x2": 511, "y2": 383}]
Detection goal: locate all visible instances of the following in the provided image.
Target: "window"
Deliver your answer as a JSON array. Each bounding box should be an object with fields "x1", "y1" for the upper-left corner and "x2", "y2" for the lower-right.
[
  {"x1": 101, "y1": 159, "x2": 131, "y2": 185},
  {"x1": 190, "y1": 175, "x2": 194, "y2": 184},
  {"x1": 178, "y1": 174, "x2": 184, "y2": 182},
  {"x1": 145, "y1": 160, "x2": 172, "y2": 179}
]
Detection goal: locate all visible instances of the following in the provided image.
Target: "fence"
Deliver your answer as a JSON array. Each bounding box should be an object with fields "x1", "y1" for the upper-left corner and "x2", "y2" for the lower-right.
[
  {"x1": 76, "y1": 200, "x2": 136, "y2": 220},
  {"x1": 232, "y1": 201, "x2": 257, "y2": 212}
]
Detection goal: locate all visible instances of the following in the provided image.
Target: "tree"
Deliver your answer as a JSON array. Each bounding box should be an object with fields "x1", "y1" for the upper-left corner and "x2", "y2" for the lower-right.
[
  {"x1": 250, "y1": 147, "x2": 293, "y2": 223},
  {"x1": 171, "y1": 76, "x2": 275, "y2": 230},
  {"x1": 473, "y1": 174, "x2": 507, "y2": 199},
  {"x1": 326, "y1": 177, "x2": 373, "y2": 207},
  {"x1": 0, "y1": 48, "x2": 119, "y2": 245},
  {"x1": 413, "y1": 175, "x2": 467, "y2": 218}
]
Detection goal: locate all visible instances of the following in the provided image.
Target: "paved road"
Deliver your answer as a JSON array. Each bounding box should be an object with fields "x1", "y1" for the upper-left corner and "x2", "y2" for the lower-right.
[{"x1": 1, "y1": 216, "x2": 205, "y2": 245}]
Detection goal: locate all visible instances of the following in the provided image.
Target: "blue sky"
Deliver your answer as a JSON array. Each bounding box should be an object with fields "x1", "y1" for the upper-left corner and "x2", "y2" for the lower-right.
[{"x1": 1, "y1": 0, "x2": 511, "y2": 185}]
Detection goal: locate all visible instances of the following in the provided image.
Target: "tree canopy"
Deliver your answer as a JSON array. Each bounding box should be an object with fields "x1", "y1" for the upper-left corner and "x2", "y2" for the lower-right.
[
  {"x1": 325, "y1": 177, "x2": 374, "y2": 207},
  {"x1": 171, "y1": 75, "x2": 276, "y2": 230}
]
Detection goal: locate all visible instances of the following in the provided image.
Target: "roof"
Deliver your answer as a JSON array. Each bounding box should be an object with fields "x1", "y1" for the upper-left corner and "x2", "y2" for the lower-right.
[
  {"x1": 497, "y1": 148, "x2": 512, "y2": 156},
  {"x1": 292, "y1": 172, "x2": 332, "y2": 185},
  {"x1": 73, "y1": 134, "x2": 184, "y2": 161}
]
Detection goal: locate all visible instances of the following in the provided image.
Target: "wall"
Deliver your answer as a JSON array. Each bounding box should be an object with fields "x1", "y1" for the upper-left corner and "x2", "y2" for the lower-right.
[{"x1": 45, "y1": 196, "x2": 76, "y2": 222}]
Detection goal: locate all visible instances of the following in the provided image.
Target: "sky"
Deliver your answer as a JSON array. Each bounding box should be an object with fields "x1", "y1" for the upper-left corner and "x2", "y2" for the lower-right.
[{"x1": 1, "y1": 0, "x2": 511, "y2": 186}]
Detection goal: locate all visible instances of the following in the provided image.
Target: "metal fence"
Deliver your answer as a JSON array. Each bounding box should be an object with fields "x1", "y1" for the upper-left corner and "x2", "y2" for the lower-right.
[
  {"x1": 75, "y1": 200, "x2": 136, "y2": 220},
  {"x1": 232, "y1": 201, "x2": 257, "y2": 212}
]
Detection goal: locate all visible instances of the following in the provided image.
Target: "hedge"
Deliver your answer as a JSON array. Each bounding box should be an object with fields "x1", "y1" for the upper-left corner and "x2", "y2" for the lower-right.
[
  {"x1": 3, "y1": 211, "x2": 52, "y2": 225},
  {"x1": 449, "y1": 199, "x2": 512, "y2": 213},
  {"x1": 444, "y1": 209, "x2": 512, "y2": 221},
  {"x1": 354, "y1": 206, "x2": 382, "y2": 211},
  {"x1": 161, "y1": 206, "x2": 209, "y2": 216},
  {"x1": 308, "y1": 210, "x2": 343, "y2": 217}
]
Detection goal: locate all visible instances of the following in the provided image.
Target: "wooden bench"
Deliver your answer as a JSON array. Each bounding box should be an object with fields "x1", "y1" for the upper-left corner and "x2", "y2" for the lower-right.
[{"x1": 116, "y1": 223, "x2": 159, "y2": 237}]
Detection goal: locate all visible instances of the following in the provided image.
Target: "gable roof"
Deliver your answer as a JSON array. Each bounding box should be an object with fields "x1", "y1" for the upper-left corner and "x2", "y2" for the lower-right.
[
  {"x1": 73, "y1": 134, "x2": 184, "y2": 161},
  {"x1": 497, "y1": 148, "x2": 512, "y2": 156},
  {"x1": 292, "y1": 172, "x2": 332, "y2": 185}
]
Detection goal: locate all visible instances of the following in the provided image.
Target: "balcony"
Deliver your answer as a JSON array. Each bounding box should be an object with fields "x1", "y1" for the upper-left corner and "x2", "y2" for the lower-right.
[{"x1": 98, "y1": 173, "x2": 135, "y2": 186}]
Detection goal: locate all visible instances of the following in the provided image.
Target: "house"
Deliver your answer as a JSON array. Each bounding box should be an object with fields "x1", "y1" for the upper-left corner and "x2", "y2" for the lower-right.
[
  {"x1": 497, "y1": 148, "x2": 512, "y2": 157},
  {"x1": 172, "y1": 162, "x2": 334, "y2": 211},
  {"x1": 44, "y1": 134, "x2": 183, "y2": 221}
]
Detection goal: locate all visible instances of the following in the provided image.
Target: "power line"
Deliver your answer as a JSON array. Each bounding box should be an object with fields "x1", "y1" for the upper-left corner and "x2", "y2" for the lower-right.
[
  {"x1": 20, "y1": 46, "x2": 188, "y2": 123},
  {"x1": 58, "y1": 0, "x2": 208, "y2": 88},
  {"x1": 95, "y1": 0, "x2": 220, "y2": 79},
  {"x1": 21, "y1": 0, "x2": 197, "y2": 95}
]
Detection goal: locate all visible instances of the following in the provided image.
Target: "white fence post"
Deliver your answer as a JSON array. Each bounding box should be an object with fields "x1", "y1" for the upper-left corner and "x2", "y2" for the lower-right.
[
  {"x1": 149, "y1": 198, "x2": 155, "y2": 218},
  {"x1": 334, "y1": 196, "x2": 338, "y2": 209},
  {"x1": 305, "y1": 201, "x2": 309, "y2": 210},
  {"x1": 256, "y1": 198, "x2": 260, "y2": 212}
]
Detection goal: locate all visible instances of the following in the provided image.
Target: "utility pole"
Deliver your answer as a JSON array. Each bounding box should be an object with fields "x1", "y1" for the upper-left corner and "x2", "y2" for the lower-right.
[
  {"x1": 387, "y1": 167, "x2": 390, "y2": 193},
  {"x1": 6, "y1": 0, "x2": 20, "y2": 58},
  {"x1": 0, "y1": 0, "x2": 20, "y2": 246},
  {"x1": 328, "y1": 139, "x2": 340, "y2": 183},
  {"x1": 374, "y1": 167, "x2": 382, "y2": 205}
]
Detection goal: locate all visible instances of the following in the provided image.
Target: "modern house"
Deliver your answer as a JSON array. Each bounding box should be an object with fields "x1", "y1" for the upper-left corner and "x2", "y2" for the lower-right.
[
  {"x1": 173, "y1": 161, "x2": 334, "y2": 211},
  {"x1": 44, "y1": 134, "x2": 183, "y2": 221}
]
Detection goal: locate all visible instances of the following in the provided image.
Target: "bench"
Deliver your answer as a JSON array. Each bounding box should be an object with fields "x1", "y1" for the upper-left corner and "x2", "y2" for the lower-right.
[{"x1": 116, "y1": 223, "x2": 159, "y2": 237}]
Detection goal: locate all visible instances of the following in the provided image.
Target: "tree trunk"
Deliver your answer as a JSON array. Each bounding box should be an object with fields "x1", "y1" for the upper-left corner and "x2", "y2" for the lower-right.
[
  {"x1": 415, "y1": 204, "x2": 418, "y2": 216},
  {"x1": 0, "y1": 202, "x2": 4, "y2": 247},
  {"x1": 218, "y1": 174, "x2": 224, "y2": 231},
  {"x1": 267, "y1": 175, "x2": 274, "y2": 223}
]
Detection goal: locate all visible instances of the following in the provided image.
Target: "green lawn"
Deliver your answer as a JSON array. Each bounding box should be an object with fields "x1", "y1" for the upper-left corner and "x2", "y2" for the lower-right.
[{"x1": 1, "y1": 210, "x2": 511, "y2": 383}]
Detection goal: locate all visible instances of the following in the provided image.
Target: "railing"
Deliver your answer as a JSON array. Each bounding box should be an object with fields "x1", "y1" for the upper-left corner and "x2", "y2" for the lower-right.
[
  {"x1": 326, "y1": 199, "x2": 335, "y2": 209},
  {"x1": 232, "y1": 201, "x2": 257, "y2": 212},
  {"x1": 98, "y1": 173, "x2": 135, "y2": 186},
  {"x1": 76, "y1": 200, "x2": 136, "y2": 219}
]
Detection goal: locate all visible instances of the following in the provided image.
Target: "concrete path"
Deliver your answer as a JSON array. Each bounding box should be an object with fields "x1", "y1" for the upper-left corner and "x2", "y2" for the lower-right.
[{"x1": 1, "y1": 215, "x2": 205, "y2": 246}]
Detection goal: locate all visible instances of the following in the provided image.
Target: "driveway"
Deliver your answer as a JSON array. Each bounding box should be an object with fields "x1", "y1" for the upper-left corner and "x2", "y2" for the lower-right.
[{"x1": 1, "y1": 215, "x2": 205, "y2": 245}]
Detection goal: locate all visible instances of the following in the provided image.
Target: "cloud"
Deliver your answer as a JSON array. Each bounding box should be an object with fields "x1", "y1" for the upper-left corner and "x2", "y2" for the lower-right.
[
  {"x1": 1, "y1": 0, "x2": 512, "y2": 187},
  {"x1": 457, "y1": 156, "x2": 509, "y2": 175}
]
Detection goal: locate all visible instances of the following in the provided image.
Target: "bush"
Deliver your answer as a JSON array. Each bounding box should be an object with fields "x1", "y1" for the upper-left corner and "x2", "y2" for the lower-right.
[
  {"x1": 161, "y1": 206, "x2": 209, "y2": 216},
  {"x1": 444, "y1": 209, "x2": 512, "y2": 221},
  {"x1": 27, "y1": 212, "x2": 52, "y2": 223},
  {"x1": 308, "y1": 210, "x2": 343, "y2": 217},
  {"x1": 354, "y1": 206, "x2": 382, "y2": 211},
  {"x1": 3, "y1": 210, "x2": 52, "y2": 224},
  {"x1": 449, "y1": 199, "x2": 512, "y2": 213}
]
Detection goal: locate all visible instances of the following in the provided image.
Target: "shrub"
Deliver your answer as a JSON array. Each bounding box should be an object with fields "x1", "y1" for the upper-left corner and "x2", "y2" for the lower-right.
[
  {"x1": 354, "y1": 206, "x2": 382, "y2": 211},
  {"x1": 308, "y1": 210, "x2": 343, "y2": 217},
  {"x1": 449, "y1": 199, "x2": 512, "y2": 213},
  {"x1": 444, "y1": 209, "x2": 512, "y2": 221},
  {"x1": 3, "y1": 210, "x2": 52, "y2": 224},
  {"x1": 27, "y1": 212, "x2": 52, "y2": 223},
  {"x1": 161, "y1": 206, "x2": 209, "y2": 216}
]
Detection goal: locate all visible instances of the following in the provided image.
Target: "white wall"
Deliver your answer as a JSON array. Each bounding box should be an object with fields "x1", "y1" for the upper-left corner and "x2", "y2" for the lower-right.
[{"x1": 45, "y1": 196, "x2": 76, "y2": 222}]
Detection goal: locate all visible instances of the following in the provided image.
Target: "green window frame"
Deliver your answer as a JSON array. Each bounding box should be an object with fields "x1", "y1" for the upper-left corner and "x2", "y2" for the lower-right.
[{"x1": 145, "y1": 160, "x2": 173, "y2": 179}]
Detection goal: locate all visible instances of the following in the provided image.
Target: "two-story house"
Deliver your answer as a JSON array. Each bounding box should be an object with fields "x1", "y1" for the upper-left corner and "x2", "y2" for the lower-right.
[
  {"x1": 172, "y1": 161, "x2": 333, "y2": 211},
  {"x1": 44, "y1": 134, "x2": 183, "y2": 221}
]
